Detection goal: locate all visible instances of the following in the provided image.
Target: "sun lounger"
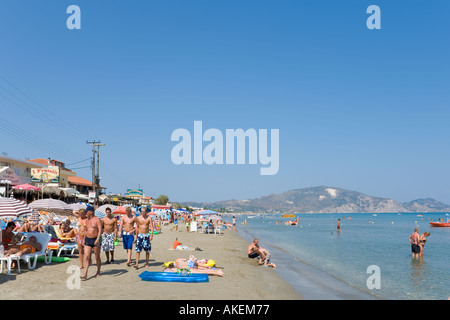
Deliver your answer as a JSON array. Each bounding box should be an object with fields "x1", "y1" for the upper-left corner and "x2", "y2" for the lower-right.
[
  {"x1": 19, "y1": 232, "x2": 53, "y2": 271},
  {"x1": 53, "y1": 224, "x2": 76, "y2": 242},
  {"x1": 0, "y1": 254, "x2": 21, "y2": 275},
  {"x1": 47, "y1": 225, "x2": 77, "y2": 256}
]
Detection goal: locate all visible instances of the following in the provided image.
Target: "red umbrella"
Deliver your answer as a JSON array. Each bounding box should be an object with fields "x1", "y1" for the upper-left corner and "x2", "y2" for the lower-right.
[
  {"x1": 113, "y1": 206, "x2": 127, "y2": 214},
  {"x1": 12, "y1": 184, "x2": 39, "y2": 191}
]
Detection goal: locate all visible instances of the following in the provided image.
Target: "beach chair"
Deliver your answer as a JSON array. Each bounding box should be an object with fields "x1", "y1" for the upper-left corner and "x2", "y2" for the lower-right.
[
  {"x1": 19, "y1": 232, "x2": 53, "y2": 271},
  {"x1": 53, "y1": 224, "x2": 76, "y2": 242},
  {"x1": 42, "y1": 225, "x2": 73, "y2": 256},
  {"x1": 50, "y1": 225, "x2": 78, "y2": 256},
  {"x1": 38, "y1": 211, "x2": 50, "y2": 225},
  {"x1": 214, "y1": 226, "x2": 222, "y2": 236},
  {"x1": 190, "y1": 221, "x2": 198, "y2": 232}
]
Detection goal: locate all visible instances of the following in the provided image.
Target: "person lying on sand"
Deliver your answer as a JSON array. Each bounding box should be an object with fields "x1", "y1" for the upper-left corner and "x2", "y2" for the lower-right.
[{"x1": 164, "y1": 257, "x2": 225, "y2": 277}]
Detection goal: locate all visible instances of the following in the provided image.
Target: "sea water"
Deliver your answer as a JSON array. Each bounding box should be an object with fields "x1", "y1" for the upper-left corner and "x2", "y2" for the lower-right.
[{"x1": 234, "y1": 212, "x2": 450, "y2": 300}]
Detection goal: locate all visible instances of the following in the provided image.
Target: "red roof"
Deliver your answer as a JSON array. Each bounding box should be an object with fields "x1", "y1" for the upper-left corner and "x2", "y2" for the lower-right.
[
  {"x1": 28, "y1": 158, "x2": 49, "y2": 165},
  {"x1": 68, "y1": 176, "x2": 92, "y2": 187},
  {"x1": 152, "y1": 205, "x2": 171, "y2": 209}
]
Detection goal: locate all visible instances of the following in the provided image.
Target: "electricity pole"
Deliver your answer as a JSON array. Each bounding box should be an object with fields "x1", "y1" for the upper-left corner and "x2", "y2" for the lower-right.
[{"x1": 86, "y1": 140, "x2": 105, "y2": 207}]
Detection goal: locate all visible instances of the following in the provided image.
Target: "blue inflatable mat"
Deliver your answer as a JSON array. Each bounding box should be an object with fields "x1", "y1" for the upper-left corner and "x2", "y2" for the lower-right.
[{"x1": 138, "y1": 271, "x2": 209, "y2": 283}]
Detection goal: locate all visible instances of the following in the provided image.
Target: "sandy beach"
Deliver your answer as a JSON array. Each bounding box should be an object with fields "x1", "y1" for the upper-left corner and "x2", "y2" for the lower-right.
[{"x1": 0, "y1": 224, "x2": 302, "y2": 300}]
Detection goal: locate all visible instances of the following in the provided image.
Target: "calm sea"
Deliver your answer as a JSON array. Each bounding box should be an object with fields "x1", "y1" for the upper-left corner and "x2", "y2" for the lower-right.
[{"x1": 233, "y1": 212, "x2": 450, "y2": 300}]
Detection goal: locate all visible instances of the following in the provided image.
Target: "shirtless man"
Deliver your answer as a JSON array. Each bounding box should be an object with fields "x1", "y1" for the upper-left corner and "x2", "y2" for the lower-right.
[
  {"x1": 101, "y1": 207, "x2": 118, "y2": 264},
  {"x1": 409, "y1": 227, "x2": 421, "y2": 259},
  {"x1": 119, "y1": 206, "x2": 136, "y2": 266},
  {"x1": 247, "y1": 238, "x2": 266, "y2": 263},
  {"x1": 81, "y1": 206, "x2": 102, "y2": 279},
  {"x1": 134, "y1": 207, "x2": 153, "y2": 269}
]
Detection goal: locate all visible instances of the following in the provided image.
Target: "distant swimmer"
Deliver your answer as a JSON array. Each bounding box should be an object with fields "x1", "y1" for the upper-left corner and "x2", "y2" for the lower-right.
[{"x1": 337, "y1": 219, "x2": 341, "y2": 231}]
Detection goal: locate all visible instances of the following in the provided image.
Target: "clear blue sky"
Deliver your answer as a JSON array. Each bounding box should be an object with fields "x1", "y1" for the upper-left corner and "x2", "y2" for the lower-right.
[{"x1": 0, "y1": 0, "x2": 449, "y2": 204}]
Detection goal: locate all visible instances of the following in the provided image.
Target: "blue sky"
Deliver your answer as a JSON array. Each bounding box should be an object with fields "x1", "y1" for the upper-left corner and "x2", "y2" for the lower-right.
[{"x1": 0, "y1": 1, "x2": 449, "y2": 203}]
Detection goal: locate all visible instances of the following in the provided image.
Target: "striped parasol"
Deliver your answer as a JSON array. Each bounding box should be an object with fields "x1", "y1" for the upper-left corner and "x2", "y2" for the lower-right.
[
  {"x1": 68, "y1": 202, "x2": 88, "y2": 211},
  {"x1": 28, "y1": 198, "x2": 72, "y2": 215},
  {"x1": 0, "y1": 197, "x2": 33, "y2": 219},
  {"x1": 95, "y1": 204, "x2": 118, "y2": 219}
]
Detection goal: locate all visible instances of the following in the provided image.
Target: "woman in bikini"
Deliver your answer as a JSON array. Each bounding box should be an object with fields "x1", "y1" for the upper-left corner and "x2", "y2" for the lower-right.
[
  {"x1": 73, "y1": 209, "x2": 88, "y2": 269},
  {"x1": 60, "y1": 219, "x2": 77, "y2": 238},
  {"x1": 419, "y1": 231, "x2": 430, "y2": 257}
]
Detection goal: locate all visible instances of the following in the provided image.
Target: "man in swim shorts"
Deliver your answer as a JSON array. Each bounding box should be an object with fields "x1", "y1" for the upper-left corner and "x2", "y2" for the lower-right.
[
  {"x1": 247, "y1": 238, "x2": 266, "y2": 262},
  {"x1": 119, "y1": 206, "x2": 136, "y2": 266},
  {"x1": 134, "y1": 207, "x2": 153, "y2": 269},
  {"x1": 409, "y1": 227, "x2": 421, "y2": 259},
  {"x1": 81, "y1": 206, "x2": 102, "y2": 279},
  {"x1": 101, "y1": 207, "x2": 118, "y2": 264}
]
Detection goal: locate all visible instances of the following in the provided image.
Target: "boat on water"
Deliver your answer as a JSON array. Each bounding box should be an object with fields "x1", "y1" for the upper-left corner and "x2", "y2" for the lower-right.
[
  {"x1": 284, "y1": 220, "x2": 298, "y2": 226},
  {"x1": 430, "y1": 222, "x2": 450, "y2": 227},
  {"x1": 282, "y1": 214, "x2": 296, "y2": 218}
]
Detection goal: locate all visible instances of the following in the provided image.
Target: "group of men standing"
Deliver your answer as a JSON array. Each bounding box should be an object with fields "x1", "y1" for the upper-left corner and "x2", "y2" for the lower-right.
[{"x1": 77, "y1": 205, "x2": 154, "y2": 279}]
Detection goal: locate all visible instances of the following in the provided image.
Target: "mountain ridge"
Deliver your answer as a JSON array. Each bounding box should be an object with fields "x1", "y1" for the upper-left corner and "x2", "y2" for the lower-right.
[{"x1": 181, "y1": 186, "x2": 450, "y2": 213}]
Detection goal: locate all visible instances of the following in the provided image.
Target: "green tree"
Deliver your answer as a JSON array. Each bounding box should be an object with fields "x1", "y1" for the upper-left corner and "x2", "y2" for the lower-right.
[{"x1": 154, "y1": 195, "x2": 169, "y2": 205}]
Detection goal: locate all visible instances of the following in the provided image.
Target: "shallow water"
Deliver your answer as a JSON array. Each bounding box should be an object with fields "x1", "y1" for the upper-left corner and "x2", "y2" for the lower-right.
[{"x1": 234, "y1": 212, "x2": 450, "y2": 300}]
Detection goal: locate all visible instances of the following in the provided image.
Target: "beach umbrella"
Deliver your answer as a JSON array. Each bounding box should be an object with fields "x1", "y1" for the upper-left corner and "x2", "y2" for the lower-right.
[
  {"x1": 12, "y1": 183, "x2": 39, "y2": 191},
  {"x1": 29, "y1": 198, "x2": 72, "y2": 215},
  {"x1": 0, "y1": 197, "x2": 33, "y2": 219},
  {"x1": 95, "y1": 210, "x2": 106, "y2": 219},
  {"x1": 113, "y1": 206, "x2": 128, "y2": 214},
  {"x1": 68, "y1": 202, "x2": 88, "y2": 211},
  {"x1": 12, "y1": 183, "x2": 40, "y2": 202},
  {"x1": 137, "y1": 205, "x2": 156, "y2": 215},
  {"x1": 194, "y1": 209, "x2": 220, "y2": 216},
  {"x1": 95, "y1": 204, "x2": 118, "y2": 218}
]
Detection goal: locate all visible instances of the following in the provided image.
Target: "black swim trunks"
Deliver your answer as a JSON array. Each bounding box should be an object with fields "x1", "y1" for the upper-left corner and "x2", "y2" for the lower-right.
[
  {"x1": 411, "y1": 244, "x2": 420, "y2": 254},
  {"x1": 248, "y1": 252, "x2": 259, "y2": 259},
  {"x1": 85, "y1": 237, "x2": 99, "y2": 247}
]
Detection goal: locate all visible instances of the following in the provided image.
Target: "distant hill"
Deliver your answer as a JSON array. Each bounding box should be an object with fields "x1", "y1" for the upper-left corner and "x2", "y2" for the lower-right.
[{"x1": 181, "y1": 186, "x2": 450, "y2": 213}]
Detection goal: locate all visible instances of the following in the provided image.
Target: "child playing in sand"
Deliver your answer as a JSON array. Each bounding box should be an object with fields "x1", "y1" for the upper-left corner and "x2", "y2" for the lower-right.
[{"x1": 253, "y1": 247, "x2": 276, "y2": 269}]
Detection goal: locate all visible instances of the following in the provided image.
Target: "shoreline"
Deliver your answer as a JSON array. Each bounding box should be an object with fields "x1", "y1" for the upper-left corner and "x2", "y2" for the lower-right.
[
  {"x1": 0, "y1": 224, "x2": 302, "y2": 300},
  {"x1": 237, "y1": 223, "x2": 379, "y2": 300}
]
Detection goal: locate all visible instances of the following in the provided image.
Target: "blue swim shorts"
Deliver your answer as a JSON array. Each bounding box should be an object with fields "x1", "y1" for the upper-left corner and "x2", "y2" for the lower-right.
[
  {"x1": 122, "y1": 234, "x2": 134, "y2": 250},
  {"x1": 136, "y1": 233, "x2": 151, "y2": 252}
]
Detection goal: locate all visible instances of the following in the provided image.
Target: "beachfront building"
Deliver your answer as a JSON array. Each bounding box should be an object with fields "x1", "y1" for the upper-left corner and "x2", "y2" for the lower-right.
[
  {"x1": 0, "y1": 155, "x2": 106, "y2": 201},
  {"x1": 28, "y1": 158, "x2": 76, "y2": 188},
  {"x1": 0, "y1": 155, "x2": 46, "y2": 185}
]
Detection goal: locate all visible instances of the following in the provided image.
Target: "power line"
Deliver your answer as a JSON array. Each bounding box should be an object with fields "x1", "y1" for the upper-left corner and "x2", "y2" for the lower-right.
[
  {"x1": 0, "y1": 116, "x2": 85, "y2": 160},
  {"x1": 0, "y1": 76, "x2": 86, "y2": 140},
  {"x1": 66, "y1": 157, "x2": 92, "y2": 166},
  {"x1": 69, "y1": 165, "x2": 91, "y2": 170}
]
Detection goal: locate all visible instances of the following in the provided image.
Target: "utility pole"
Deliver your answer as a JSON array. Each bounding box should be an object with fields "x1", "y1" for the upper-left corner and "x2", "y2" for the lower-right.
[{"x1": 86, "y1": 140, "x2": 105, "y2": 207}]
